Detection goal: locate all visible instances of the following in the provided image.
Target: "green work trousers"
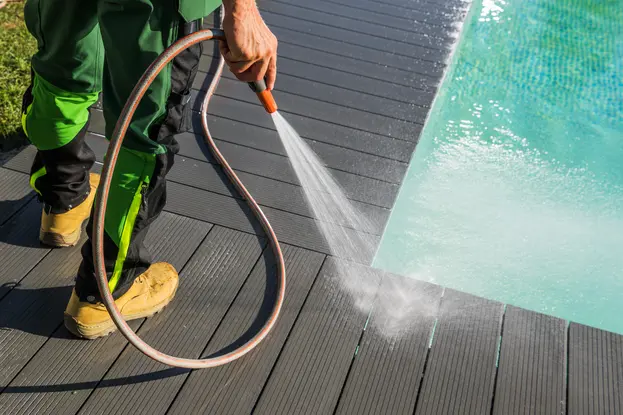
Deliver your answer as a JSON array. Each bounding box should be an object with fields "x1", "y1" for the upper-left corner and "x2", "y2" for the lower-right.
[{"x1": 22, "y1": 0, "x2": 220, "y2": 300}]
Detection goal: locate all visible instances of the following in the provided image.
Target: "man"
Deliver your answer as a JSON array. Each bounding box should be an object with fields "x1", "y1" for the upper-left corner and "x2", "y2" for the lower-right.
[{"x1": 21, "y1": 0, "x2": 277, "y2": 339}]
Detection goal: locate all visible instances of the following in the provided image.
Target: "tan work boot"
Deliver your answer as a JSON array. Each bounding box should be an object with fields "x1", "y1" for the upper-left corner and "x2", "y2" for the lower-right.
[
  {"x1": 39, "y1": 172, "x2": 101, "y2": 247},
  {"x1": 64, "y1": 262, "x2": 179, "y2": 339}
]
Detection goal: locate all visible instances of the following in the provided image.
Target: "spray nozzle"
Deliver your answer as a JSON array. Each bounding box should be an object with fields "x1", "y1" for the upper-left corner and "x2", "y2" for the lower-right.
[{"x1": 248, "y1": 79, "x2": 278, "y2": 114}]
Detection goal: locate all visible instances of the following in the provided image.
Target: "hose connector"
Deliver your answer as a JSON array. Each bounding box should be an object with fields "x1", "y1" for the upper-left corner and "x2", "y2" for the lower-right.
[{"x1": 248, "y1": 79, "x2": 278, "y2": 114}]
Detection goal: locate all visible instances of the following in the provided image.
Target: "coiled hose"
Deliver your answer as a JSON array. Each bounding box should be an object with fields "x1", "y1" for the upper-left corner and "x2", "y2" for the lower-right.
[{"x1": 92, "y1": 28, "x2": 286, "y2": 369}]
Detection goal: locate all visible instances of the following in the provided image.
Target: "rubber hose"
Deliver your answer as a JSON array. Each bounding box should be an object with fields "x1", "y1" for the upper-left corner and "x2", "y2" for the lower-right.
[{"x1": 92, "y1": 28, "x2": 286, "y2": 369}]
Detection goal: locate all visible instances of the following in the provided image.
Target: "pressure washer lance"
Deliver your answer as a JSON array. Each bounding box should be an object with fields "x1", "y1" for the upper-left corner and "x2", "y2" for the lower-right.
[{"x1": 93, "y1": 28, "x2": 286, "y2": 369}]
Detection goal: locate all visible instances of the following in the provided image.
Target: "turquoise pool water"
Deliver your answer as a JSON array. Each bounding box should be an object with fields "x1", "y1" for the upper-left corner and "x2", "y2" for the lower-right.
[{"x1": 374, "y1": 0, "x2": 623, "y2": 334}]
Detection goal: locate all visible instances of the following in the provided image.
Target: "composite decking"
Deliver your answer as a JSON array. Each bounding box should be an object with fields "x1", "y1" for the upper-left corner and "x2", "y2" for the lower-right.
[{"x1": 1, "y1": 0, "x2": 621, "y2": 414}]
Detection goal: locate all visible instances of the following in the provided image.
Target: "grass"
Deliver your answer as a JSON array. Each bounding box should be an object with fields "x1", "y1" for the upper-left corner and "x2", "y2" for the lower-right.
[{"x1": 0, "y1": 0, "x2": 36, "y2": 149}]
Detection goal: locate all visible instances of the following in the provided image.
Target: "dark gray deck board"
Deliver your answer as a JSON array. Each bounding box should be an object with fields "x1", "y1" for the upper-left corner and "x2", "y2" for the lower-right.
[
  {"x1": 1, "y1": 145, "x2": 382, "y2": 257},
  {"x1": 0, "y1": 168, "x2": 35, "y2": 225},
  {"x1": 199, "y1": 51, "x2": 436, "y2": 108},
  {"x1": 260, "y1": 0, "x2": 450, "y2": 50},
  {"x1": 168, "y1": 155, "x2": 389, "y2": 234},
  {"x1": 166, "y1": 181, "x2": 380, "y2": 262},
  {"x1": 77, "y1": 227, "x2": 263, "y2": 415},
  {"x1": 415, "y1": 289, "x2": 504, "y2": 415},
  {"x1": 140, "y1": 213, "x2": 214, "y2": 271},
  {"x1": 193, "y1": 64, "x2": 430, "y2": 124},
  {"x1": 259, "y1": 9, "x2": 446, "y2": 68},
  {"x1": 87, "y1": 110, "x2": 403, "y2": 205},
  {"x1": 202, "y1": 48, "x2": 433, "y2": 117},
  {"x1": 168, "y1": 245, "x2": 325, "y2": 414},
  {"x1": 335, "y1": 276, "x2": 442, "y2": 415},
  {"x1": 0, "y1": 200, "x2": 50, "y2": 300},
  {"x1": 273, "y1": 0, "x2": 456, "y2": 37},
  {"x1": 206, "y1": 18, "x2": 442, "y2": 79},
  {"x1": 249, "y1": 30, "x2": 440, "y2": 91},
  {"x1": 252, "y1": 259, "x2": 381, "y2": 415},
  {"x1": 401, "y1": 0, "x2": 470, "y2": 11},
  {"x1": 195, "y1": 102, "x2": 416, "y2": 164},
  {"x1": 0, "y1": 240, "x2": 83, "y2": 388},
  {"x1": 6, "y1": 136, "x2": 384, "y2": 255},
  {"x1": 0, "y1": 320, "x2": 144, "y2": 415},
  {"x1": 492, "y1": 306, "x2": 567, "y2": 415},
  {"x1": 76, "y1": 132, "x2": 389, "y2": 247},
  {"x1": 89, "y1": 102, "x2": 411, "y2": 182},
  {"x1": 320, "y1": 0, "x2": 468, "y2": 23},
  {"x1": 179, "y1": 128, "x2": 400, "y2": 207},
  {"x1": 191, "y1": 94, "x2": 417, "y2": 163},
  {"x1": 184, "y1": 116, "x2": 403, "y2": 196},
  {"x1": 192, "y1": 77, "x2": 424, "y2": 142},
  {"x1": 568, "y1": 323, "x2": 623, "y2": 415},
  {"x1": 165, "y1": 178, "x2": 258, "y2": 228},
  {"x1": 89, "y1": 104, "x2": 411, "y2": 184},
  {"x1": 0, "y1": 213, "x2": 212, "y2": 414},
  {"x1": 1, "y1": 146, "x2": 36, "y2": 174},
  {"x1": 358, "y1": 0, "x2": 470, "y2": 16}
]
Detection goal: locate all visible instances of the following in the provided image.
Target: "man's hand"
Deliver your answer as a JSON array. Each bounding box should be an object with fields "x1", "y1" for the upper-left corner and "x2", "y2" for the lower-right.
[{"x1": 220, "y1": 0, "x2": 278, "y2": 90}]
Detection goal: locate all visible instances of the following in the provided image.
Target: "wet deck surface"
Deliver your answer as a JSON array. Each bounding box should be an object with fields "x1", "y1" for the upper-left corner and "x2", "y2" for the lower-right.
[{"x1": 1, "y1": 0, "x2": 622, "y2": 413}]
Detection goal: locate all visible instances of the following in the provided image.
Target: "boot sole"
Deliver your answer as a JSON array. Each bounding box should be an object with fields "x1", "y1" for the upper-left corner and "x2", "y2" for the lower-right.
[
  {"x1": 64, "y1": 282, "x2": 179, "y2": 340},
  {"x1": 40, "y1": 227, "x2": 82, "y2": 248},
  {"x1": 39, "y1": 214, "x2": 89, "y2": 248},
  {"x1": 39, "y1": 181, "x2": 97, "y2": 248}
]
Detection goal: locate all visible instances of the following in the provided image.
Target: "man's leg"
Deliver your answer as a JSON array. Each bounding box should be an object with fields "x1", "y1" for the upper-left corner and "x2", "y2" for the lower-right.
[
  {"x1": 64, "y1": 0, "x2": 212, "y2": 338},
  {"x1": 22, "y1": 0, "x2": 103, "y2": 247}
]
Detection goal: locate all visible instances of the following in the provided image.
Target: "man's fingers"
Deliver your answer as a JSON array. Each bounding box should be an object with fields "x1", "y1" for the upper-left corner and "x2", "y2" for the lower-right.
[
  {"x1": 251, "y1": 58, "x2": 270, "y2": 82},
  {"x1": 234, "y1": 69, "x2": 261, "y2": 83},
  {"x1": 233, "y1": 72, "x2": 254, "y2": 82},
  {"x1": 226, "y1": 59, "x2": 255, "y2": 74},
  {"x1": 266, "y1": 56, "x2": 277, "y2": 90},
  {"x1": 218, "y1": 40, "x2": 229, "y2": 58},
  {"x1": 231, "y1": 59, "x2": 269, "y2": 83}
]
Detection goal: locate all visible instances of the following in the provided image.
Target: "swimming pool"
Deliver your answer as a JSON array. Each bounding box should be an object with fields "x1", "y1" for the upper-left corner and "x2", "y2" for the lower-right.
[{"x1": 374, "y1": 0, "x2": 623, "y2": 334}]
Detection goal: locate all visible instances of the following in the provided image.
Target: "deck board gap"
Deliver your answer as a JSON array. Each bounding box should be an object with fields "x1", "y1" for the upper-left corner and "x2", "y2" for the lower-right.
[{"x1": 489, "y1": 306, "x2": 507, "y2": 414}]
